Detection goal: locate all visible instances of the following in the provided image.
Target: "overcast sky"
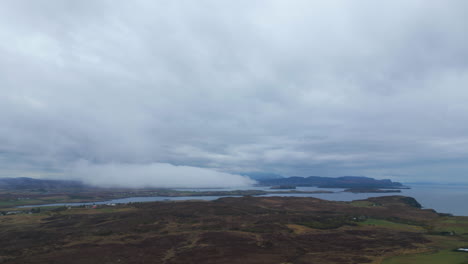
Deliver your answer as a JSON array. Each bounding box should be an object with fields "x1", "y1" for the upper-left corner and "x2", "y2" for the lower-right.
[{"x1": 1, "y1": 0, "x2": 468, "y2": 187}]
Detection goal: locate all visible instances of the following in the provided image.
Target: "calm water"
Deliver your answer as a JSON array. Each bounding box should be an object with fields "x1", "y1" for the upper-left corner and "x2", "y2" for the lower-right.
[
  {"x1": 402, "y1": 184, "x2": 468, "y2": 216},
  {"x1": 19, "y1": 184, "x2": 468, "y2": 216}
]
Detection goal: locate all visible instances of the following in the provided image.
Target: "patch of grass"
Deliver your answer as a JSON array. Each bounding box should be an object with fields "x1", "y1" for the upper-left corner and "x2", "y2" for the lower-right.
[
  {"x1": 384, "y1": 234, "x2": 468, "y2": 264},
  {"x1": 431, "y1": 217, "x2": 468, "y2": 235},
  {"x1": 41, "y1": 195, "x2": 69, "y2": 201},
  {"x1": 286, "y1": 224, "x2": 315, "y2": 234},
  {"x1": 0, "y1": 199, "x2": 45, "y2": 207},
  {"x1": 55, "y1": 207, "x2": 135, "y2": 215},
  {"x1": 382, "y1": 249, "x2": 468, "y2": 264},
  {"x1": 359, "y1": 218, "x2": 425, "y2": 232},
  {"x1": 299, "y1": 216, "x2": 356, "y2": 230},
  {"x1": 349, "y1": 201, "x2": 374, "y2": 207}
]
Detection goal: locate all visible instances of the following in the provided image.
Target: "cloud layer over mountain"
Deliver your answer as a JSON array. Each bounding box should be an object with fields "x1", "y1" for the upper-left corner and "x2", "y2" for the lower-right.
[{"x1": 70, "y1": 161, "x2": 255, "y2": 188}]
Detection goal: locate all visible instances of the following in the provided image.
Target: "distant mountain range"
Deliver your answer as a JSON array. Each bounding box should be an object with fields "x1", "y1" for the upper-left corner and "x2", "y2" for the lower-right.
[
  {"x1": 0, "y1": 177, "x2": 87, "y2": 190},
  {"x1": 258, "y1": 176, "x2": 404, "y2": 189},
  {"x1": 0, "y1": 176, "x2": 404, "y2": 190}
]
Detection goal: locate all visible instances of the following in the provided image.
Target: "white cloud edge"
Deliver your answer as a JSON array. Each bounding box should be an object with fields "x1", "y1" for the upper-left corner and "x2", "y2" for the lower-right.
[{"x1": 68, "y1": 161, "x2": 256, "y2": 188}]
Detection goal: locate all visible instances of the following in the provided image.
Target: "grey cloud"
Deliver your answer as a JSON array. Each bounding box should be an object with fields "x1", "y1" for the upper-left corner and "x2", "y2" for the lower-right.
[{"x1": 1, "y1": 0, "x2": 468, "y2": 185}]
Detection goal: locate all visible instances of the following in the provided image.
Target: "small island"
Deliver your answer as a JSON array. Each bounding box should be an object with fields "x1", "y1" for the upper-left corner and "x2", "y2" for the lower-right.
[
  {"x1": 343, "y1": 188, "x2": 402, "y2": 193},
  {"x1": 270, "y1": 185, "x2": 296, "y2": 189}
]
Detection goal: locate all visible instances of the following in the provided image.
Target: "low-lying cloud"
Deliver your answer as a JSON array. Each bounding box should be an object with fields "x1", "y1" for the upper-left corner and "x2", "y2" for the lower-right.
[{"x1": 69, "y1": 161, "x2": 256, "y2": 188}]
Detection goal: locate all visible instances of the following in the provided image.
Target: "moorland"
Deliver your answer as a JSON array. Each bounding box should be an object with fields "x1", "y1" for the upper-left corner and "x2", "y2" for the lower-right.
[{"x1": 1, "y1": 195, "x2": 467, "y2": 264}]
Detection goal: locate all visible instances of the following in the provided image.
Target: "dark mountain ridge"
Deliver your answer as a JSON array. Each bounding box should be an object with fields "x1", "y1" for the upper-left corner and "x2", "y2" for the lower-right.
[
  {"x1": 258, "y1": 175, "x2": 404, "y2": 189},
  {"x1": 0, "y1": 177, "x2": 87, "y2": 190},
  {"x1": 0, "y1": 175, "x2": 405, "y2": 190}
]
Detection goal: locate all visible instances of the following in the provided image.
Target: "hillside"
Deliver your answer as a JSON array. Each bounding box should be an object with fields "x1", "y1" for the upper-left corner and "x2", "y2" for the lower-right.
[{"x1": 0, "y1": 196, "x2": 467, "y2": 264}]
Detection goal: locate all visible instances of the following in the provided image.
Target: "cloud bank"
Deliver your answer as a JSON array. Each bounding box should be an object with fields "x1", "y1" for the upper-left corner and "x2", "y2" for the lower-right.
[
  {"x1": 1, "y1": 1, "x2": 468, "y2": 183},
  {"x1": 70, "y1": 161, "x2": 255, "y2": 188}
]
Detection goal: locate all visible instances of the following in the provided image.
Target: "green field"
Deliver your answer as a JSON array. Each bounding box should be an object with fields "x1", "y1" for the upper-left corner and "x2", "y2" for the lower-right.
[
  {"x1": 359, "y1": 218, "x2": 425, "y2": 232},
  {"x1": 0, "y1": 199, "x2": 45, "y2": 207},
  {"x1": 382, "y1": 249, "x2": 468, "y2": 264},
  {"x1": 382, "y1": 232, "x2": 468, "y2": 264},
  {"x1": 431, "y1": 217, "x2": 468, "y2": 235},
  {"x1": 349, "y1": 200, "x2": 375, "y2": 207}
]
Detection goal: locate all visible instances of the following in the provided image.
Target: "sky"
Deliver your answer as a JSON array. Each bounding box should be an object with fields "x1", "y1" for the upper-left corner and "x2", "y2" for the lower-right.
[{"x1": 1, "y1": 0, "x2": 468, "y2": 187}]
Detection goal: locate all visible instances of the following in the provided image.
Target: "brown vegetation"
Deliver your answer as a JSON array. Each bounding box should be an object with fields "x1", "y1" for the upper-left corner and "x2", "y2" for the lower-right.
[{"x1": 0, "y1": 196, "x2": 463, "y2": 264}]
